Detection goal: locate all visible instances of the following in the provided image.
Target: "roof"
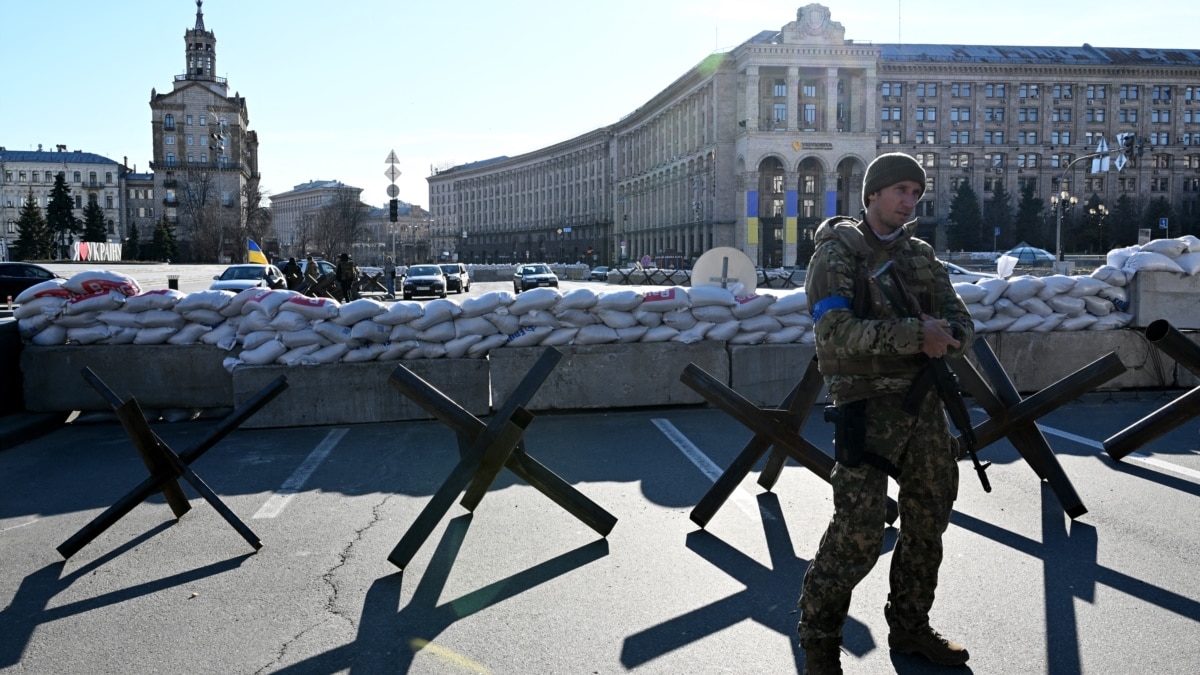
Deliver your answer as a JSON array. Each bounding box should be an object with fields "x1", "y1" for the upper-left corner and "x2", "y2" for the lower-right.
[
  {"x1": 0, "y1": 149, "x2": 119, "y2": 165},
  {"x1": 880, "y1": 43, "x2": 1200, "y2": 66}
]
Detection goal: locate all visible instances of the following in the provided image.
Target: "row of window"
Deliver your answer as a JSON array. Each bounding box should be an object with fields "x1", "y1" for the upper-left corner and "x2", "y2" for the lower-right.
[
  {"x1": 879, "y1": 129, "x2": 1192, "y2": 146},
  {"x1": 881, "y1": 82, "x2": 1198, "y2": 102},
  {"x1": 9, "y1": 193, "x2": 115, "y2": 209},
  {"x1": 162, "y1": 113, "x2": 226, "y2": 130},
  {"x1": 912, "y1": 151, "x2": 1200, "y2": 170},
  {"x1": 881, "y1": 107, "x2": 1200, "y2": 124},
  {"x1": 4, "y1": 170, "x2": 114, "y2": 184},
  {"x1": 160, "y1": 154, "x2": 230, "y2": 166}
]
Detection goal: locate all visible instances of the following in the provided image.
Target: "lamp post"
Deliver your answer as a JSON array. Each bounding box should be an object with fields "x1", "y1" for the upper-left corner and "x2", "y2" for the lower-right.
[
  {"x1": 1090, "y1": 203, "x2": 1109, "y2": 253},
  {"x1": 1050, "y1": 190, "x2": 1078, "y2": 263}
]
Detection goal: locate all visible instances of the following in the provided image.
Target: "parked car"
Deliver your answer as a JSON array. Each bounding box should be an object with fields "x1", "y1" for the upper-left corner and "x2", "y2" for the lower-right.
[
  {"x1": 513, "y1": 263, "x2": 559, "y2": 293},
  {"x1": 0, "y1": 262, "x2": 62, "y2": 301},
  {"x1": 589, "y1": 266, "x2": 610, "y2": 282},
  {"x1": 402, "y1": 264, "x2": 447, "y2": 300},
  {"x1": 295, "y1": 258, "x2": 336, "y2": 279},
  {"x1": 210, "y1": 263, "x2": 285, "y2": 291},
  {"x1": 439, "y1": 263, "x2": 470, "y2": 293},
  {"x1": 941, "y1": 261, "x2": 999, "y2": 284}
]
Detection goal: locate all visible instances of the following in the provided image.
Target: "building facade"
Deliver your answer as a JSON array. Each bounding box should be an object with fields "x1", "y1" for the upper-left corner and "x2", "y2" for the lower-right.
[
  {"x1": 428, "y1": 3, "x2": 1200, "y2": 268},
  {"x1": 268, "y1": 180, "x2": 361, "y2": 260},
  {"x1": 148, "y1": 0, "x2": 260, "y2": 262}
]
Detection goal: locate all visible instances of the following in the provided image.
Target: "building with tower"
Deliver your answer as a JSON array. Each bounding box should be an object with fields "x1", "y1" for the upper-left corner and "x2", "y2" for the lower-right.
[{"x1": 148, "y1": 0, "x2": 261, "y2": 262}]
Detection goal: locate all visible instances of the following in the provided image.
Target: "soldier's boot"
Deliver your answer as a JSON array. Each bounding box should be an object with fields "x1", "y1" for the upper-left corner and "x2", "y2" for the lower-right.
[
  {"x1": 887, "y1": 626, "x2": 970, "y2": 666},
  {"x1": 801, "y1": 638, "x2": 843, "y2": 675}
]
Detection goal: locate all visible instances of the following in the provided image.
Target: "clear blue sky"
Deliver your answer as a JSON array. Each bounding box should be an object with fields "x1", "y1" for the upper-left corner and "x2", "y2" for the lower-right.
[{"x1": 3, "y1": 1, "x2": 1197, "y2": 210}]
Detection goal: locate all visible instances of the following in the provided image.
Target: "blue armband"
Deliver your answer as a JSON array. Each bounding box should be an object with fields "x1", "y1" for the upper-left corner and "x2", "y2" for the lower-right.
[{"x1": 811, "y1": 296, "x2": 850, "y2": 323}]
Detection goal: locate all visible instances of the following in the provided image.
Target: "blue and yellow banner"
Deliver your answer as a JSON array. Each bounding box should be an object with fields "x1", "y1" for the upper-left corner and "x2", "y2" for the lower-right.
[
  {"x1": 746, "y1": 190, "x2": 759, "y2": 245},
  {"x1": 247, "y1": 238, "x2": 268, "y2": 264}
]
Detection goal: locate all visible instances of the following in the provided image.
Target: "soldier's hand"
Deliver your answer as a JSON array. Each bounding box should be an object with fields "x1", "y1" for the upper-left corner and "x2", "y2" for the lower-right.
[{"x1": 920, "y1": 313, "x2": 959, "y2": 358}]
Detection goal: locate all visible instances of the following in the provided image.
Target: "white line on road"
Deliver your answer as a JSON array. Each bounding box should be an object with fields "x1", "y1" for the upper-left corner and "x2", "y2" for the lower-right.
[
  {"x1": 1037, "y1": 424, "x2": 1200, "y2": 482},
  {"x1": 652, "y1": 418, "x2": 773, "y2": 522},
  {"x1": 252, "y1": 428, "x2": 348, "y2": 519}
]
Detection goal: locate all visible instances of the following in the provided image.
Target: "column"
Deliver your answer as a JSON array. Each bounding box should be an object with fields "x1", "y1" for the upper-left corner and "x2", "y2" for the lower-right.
[
  {"x1": 787, "y1": 66, "x2": 799, "y2": 132},
  {"x1": 746, "y1": 66, "x2": 760, "y2": 131},
  {"x1": 825, "y1": 67, "x2": 839, "y2": 133}
]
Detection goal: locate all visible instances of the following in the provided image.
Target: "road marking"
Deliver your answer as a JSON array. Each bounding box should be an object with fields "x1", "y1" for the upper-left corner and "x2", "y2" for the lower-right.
[
  {"x1": 652, "y1": 418, "x2": 773, "y2": 521},
  {"x1": 253, "y1": 428, "x2": 348, "y2": 519},
  {"x1": 0, "y1": 518, "x2": 39, "y2": 533},
  {"x1": 1038, "y1": 424, "x2": 1200, "y2": 482}
]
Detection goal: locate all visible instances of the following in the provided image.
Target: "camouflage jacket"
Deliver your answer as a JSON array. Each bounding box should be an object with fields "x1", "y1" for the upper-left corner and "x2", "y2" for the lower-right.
[{"x1": 805, "y1": 216, "x2": 974, "y2": 404}]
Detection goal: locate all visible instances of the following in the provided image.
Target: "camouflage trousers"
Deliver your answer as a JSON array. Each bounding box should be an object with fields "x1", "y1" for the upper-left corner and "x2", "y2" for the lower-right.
[{"x1": 797, "y1": 390, "x2": 959, "y2": 645}]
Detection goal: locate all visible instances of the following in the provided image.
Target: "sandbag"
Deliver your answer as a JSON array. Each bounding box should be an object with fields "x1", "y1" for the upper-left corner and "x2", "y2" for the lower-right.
[
  {"x1": 1005, "y1": 314, "x2": 1046, "y2": 332},
  {"x1": 739, "y1": 314, "x2": 783, "y2": 334},
  {"x1": 594, "y1": 289, "x2": 643, "y2": 312},
  {"x1": 975, "y1": 277, "x2": 1009, "y2": 305},
  {"x1": 14, "y1": 278, "x2": 72, "y2": 304},
  {"x1": 615, "y1": 325, "x2": 649, "y2": 343},
  {"x1": 276, "y1": 344, "x2": 322, "y2": 366},
  {"x1": 1017, "y1": 297, "x2": 1053, "y2": 317},
  {"x1": 402, "y1": 341, "x2": 448, "y2": 360},
  {"x1": 776, "y1": 312, "x2": 814, "y2": 329},
  {"x1": 177, "y1": 289, "x2": 236, "y2": 313},
  {"x1": 444, "y1": 334, "x2": 485, "y2": 358},
  {"x1": 635, "y1": 310, "x2": 663, "y2": 327},
  {"x1": 1003, "y1": 276, "x2": 1046, "y2": 303},
  {"x1": 1107, "y1": 245, "x2": 1140, "y2": 269},
  {"x1": 992, "y1": 298, "x2": 1026, "y2": 318},
  {"x1": 1045, "y1": 295, "x2": 1086, "y2": 317},
  {"x1": 1036, "y1": 275, "x2": 1077, "y2": 299},
  {"x1": 467, "y1": 334, "x2": 509, "y2": 358},
  {"x1": 125, "y1": 289, "x2": 186, "y2": 312},
  {"x1": 484, "y1": 311, "x2": 521, "y2": 336},
  {"x1": 342, "y1": 343, "x2": 387, "y2": 362},
  {"x1": 968, "y1": 304, "x2": 995, "y2": 322},
  {"x1": 67, "y1": 324, "x2": 113, "y2": 345},
  {"x1": 574, "y1": 324, "x2": 619, "y2": 344},
  {"x1": 1032, "y1": 313, "x2": 1067, "y2": 332},
  {"x1": 280, "y1": 328, "x2": 328, "y2": 348},
  {"x1": 540, "y1": 328, "x2": 578, "y2": 346},
  {"x1": 730, "y1": 330, "x2": 768, "y2": 345},
  {"x1": 334, "y1": 298, "x2": 388, "y2": 326},
  {"x1": 64, "y1": 269, "x2": 141, "y2": 297},
  {"x1": 693, "y1": 305, "x2": 735, "y2": 323},
  {"x1": 1090, "y1": 265, "x2": 1129, "y2": 287},
  {"x1": 137, "y1": 309, "x2": 187, "y2": 329},
  {"x1": 556, "y1": 287, "x2": 600, "y2": 311},
  {"x1": 1123, "y1": 251, "x2": 1184, "y2": 274},
  {"x1": 639, "y1": 288, "x2": 689, "y2": 313},
  {"x1": 410, "y1": 299, "x2": 461, "y2": 330},
  {"x1": 687, "y1": 285, "x2": 736, "y2": 307},
  {"x1": 1140, "y1": 238, "x2": 1188, "y2": 258},
  {"x1": 64, "y1": 290, "x2": 125, "y2": 314},
  {"x1": 454, "y1": 316, "x2": 498, "y2": 338},
  {"x1": 554, "y1": 308, "x2": 597, "y2": 327},
  {"x1": 597, "y1": 309, "x2": 638, "y2": 329},
  {"x1": 242, "y1": 330, "x2": 279, "y2": 351},
  {"x1": 506, "y1": 325, "x2": 548, "y2": 347},
  {"x1": 1174, "y1": 251, "x2": 1200, "y2": 276},
  {"x1": 415, "y1": 320, "x2": 456, "y2": 343},
  {"x1": 518, "y1": 310, "x2": 560, "y2": 328},
  {"x1": 766, "y1": 290, "x2": 808, "y2": 315},
  {"x1": 509, "y1": 287, "x2": 562, "y2": 314},
  {"x1": 1081, "y1": 296, "x2": 1113, "y2": 316},
  {"x1": 181, "y1": 308, "x2": 226, "y2": 326},
  {"x1": 662, "y1": 309, "x2": 698, "y2": 330},
  {"x1": 982, "y1": 315, "x2": 1018, "y2": 332},
  {"x1": 277, "y1": 295, "x2": 340, "y2": 321},
  {"x1": 375, "y1": 300, "x2": 424, "y2": 325},
  {"x1": 640, "y1": 325, "x2": 680, "y2": 343},
  {"x1": 1067, "y1": 276, "x2": 1110, "y2": 297},
  {"x1": 458, "y1": 291, "x2": 512, "y2": 318},
  {"x1": 351, "y1": 320, "x2": 393, "y2": 343},
  {"x1": 954, "y1": 284, "x2": 988, "y2": 304},
  {"x1": 706, "y1": 321, "x2": 740, "y2": 341},
  {"x1": 673, "y1": 321, "x2": 714, "y2": 344},
  {"x1": 133, "y1": 326, "x2": 179, "y2": 345},
  {"x1": 302, "y1": 343, "x2": 351, "y2": 365},
  {"x1": 1060, "y1": 314, "x2": 1100, "y2": 331},
  {"x1": 765, "y1": 325, "x2": 808, "y2": 343},
  {"x1": 731, "y1": 293, "x2": 775, "y2": 319}
]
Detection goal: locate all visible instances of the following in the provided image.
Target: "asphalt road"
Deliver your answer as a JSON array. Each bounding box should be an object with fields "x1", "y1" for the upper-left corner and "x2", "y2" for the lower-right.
[{"x1": 2, "y1": 389, "x2": 1198, "y2": 674}]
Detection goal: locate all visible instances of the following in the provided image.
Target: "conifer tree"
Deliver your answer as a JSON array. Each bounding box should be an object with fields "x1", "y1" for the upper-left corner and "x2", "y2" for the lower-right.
[
  {"x1": 124, "y1": 221, "x2": 141, "y2": 260},
  {"x1": 46, "y1": 173, "x2": 79, "y2": 259},
  {"x1": 12, "y1": 191, "x2": 53, "y2": 260},
  {"x1": 82, "y1": 198, "x2": 107, "y2": 242},
  {"x1": 947, "y1": 181, "x2": 984, "y2": 251}
]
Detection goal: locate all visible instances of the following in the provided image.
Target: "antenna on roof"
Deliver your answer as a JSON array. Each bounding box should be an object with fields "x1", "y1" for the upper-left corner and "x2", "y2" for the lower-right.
[{"x1": 898, "y1": 0, "x2": 903, "y2": 45}]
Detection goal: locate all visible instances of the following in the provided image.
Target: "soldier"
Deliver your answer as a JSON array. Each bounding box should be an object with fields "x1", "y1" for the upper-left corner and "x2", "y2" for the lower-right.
[
  {"x1": 335, "y1": 252, "x2": 358, "y2": 301},
  {"x1": 798, "y1": 152, "x2": 974, "y2": 674}
]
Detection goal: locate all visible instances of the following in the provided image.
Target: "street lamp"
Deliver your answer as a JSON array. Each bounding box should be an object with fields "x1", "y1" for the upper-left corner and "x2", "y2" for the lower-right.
[
  {"x1": 1090, "y1": 203, "x2": 1109, "y2": 253},
  {"x1": 1050, "y1": 190, "x2": 1078, "y2": 263}
]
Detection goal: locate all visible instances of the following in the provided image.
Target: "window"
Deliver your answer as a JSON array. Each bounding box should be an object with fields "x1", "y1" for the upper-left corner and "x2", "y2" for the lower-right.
[
  {"x1": 105, "y1": 172, "x2": 112, "y2": 184},
  {"x1": 29, "y1": 172, "x2": 37, "y2": 183},
  {"x1": 950, "y1": 130, "x2": 970, "y2": 144},
  {"x1": 984, "y1": 131, "x2": 1004, "y2": 145},
  {"x1": 1019, "y1": 83, "x2": 1040, "y2": 99},
  {"x1": 186, "y1": 135, "x2": 194, "y2": 146},
  {"x1": 17, "y1": 171, "x2": 26, "y2": 182},
  {"x1": 951, "y1": 83, "x2": 971, "y2": 97},
  {"x1": 1188, "y1": 155, "x2": 1200, "y2": 169},
  {"x1": 187, "y1": 153, "x2": 194, "y2": 164},
  {"x1": 880, "y1": 130, "x2": 901, "y2": 144},
  {"x1": 1018, "y1": 131, "x2": 1038, "y2": 144},
  {"x1": 985, "y1": 107, "x2": 1003, "y2": 122},
  {"x1": 1151, "y1": 177, "x2": 1169, "y2": 192},
  {"x1": 774, "y1": 103, "x2": 787, "y2": 122},
  {"x1": 1017, "y1": 153, "x2": 1039, "y2": 168},
  {"x1": 73, "y1": 171, "x2": 81, "y2": 182},
  {"x1": 3, "y1": 171, "x2": 11, "y2": 182},
  {"x1": 1084, "y1": 131, "x2": 1105, "y2": 146},
  {"x1": 773, "y1": 79, "x2": 786, "y2": 97},
  {"x1": 915, "y1": 130, "x2": 936, "y2": 144},
  {"x1": 1054, "y1": 84, "x2": 1073, "y2": 99},
  {"x1": 200, "y1": 152, "x2": 208, "y2": 163},
  {"x1": 163, "y1": 113, "x2": 175, "y2": 130},
  {"x1": 984, "y1": 176, "x2": 1003, "y2": 192},
  {"x1": 1152, "y1": 109, "x2": 1171, "y2": 124},
  {"x1": 44, "y1": 171, "x2": 52, "y2": 182},
  {"x1": 916, "y1": 82, "x2": 937, "y2": 97},
  {"x1": 1153, "y1": 154, "x2": 1171, "y2": 169},
  {"x1": 1018, "y1": 107, "x2": 1039, "y2": 122},
  {"x1": 1085, "y1": 177, "x2": 1104, "y2": 192},
  {"x1": 916, "y1": 152, "x2": 937, "y2": 167},
  {"x1": 220, "y1": 190, "x2": 232, "y2": 206},
  {"x1": 166, "y1": 153, "x2": 175, "y2": 166},
  {"x1": 986, "y1": 153, "x2": 1005, "y2": 167},
  {"x1": 74, "y1": 195, "x2": 82, "y2": 208},
  {"x1": 915, "y1": 107, "x2": 936, "y2": 121},
  {"x1": 1086, "y1": 108, "x2": 1106, "y2": 123},
  {"x1": 952, "y1": 107, "x2": 972, "y2": 121},
  {"x1": 105, "y1": 195, "x2": 113, "y2": 209},
  {"x1": 1051, "y1": 131, "x2": 1071, "y2": 145},
  {"x1": 986, "y1": 83, "x2": 1006, "y2": 98},
  {"x1": 165, "y1": 135, "x2": 175, "y2": 145},
  {"x1": 199, "y1": 114, "x2": 207, "y2": 126},
  {"x1": 1120, "y1": 85, "x2": 1139, "y2": 100},
  {"x1": 1120, "y1": 109, "x2": 1139, "y2": 123},
  {"x1": 1184, "y1": 177, "x2": 1200, "y2": 193},
  {"x1": 1051, "y1": 153, "x2": 1073, "y2": 168},
  {"x1": 1186, "y1": 111, "x2": 1198, "y2": 124},
  {"x1": 881, "y1": 82, "x2": 902, "y2": 97},
  {"x1": 802, "y1": 83, "x2": 817, "y2": 98},
  {"x1": 882, "y1": 107, "x2": 901, "y2": 121},
  {"x1": 917, "y1": 200, "x2": 936, "y2": 217},
  {"x1": 1151, "y1": 132, "x2": 1170, "y2": 145},
  {"x1": 1087, "y1": 84, "x2": 1107, "y2": 100},
  {"x1": 1185, "y1": 133, "x2": 1197, "y2": 147},
  {"x1": 804, "y1": 103, "x2": 817, "y2": 124},
  {"x1": 1052, "y1": 108, "x2": 1072, "y2": 122},
  {"x1": 1153, "y1": 85, "x2": 1172, "y2": 102},
  {"x1": 950, "y1": 153, "x2": 971, "y2": 168},
  {"x1": 1119, "y1": 177, "x2": 1137, "y2": 192}
]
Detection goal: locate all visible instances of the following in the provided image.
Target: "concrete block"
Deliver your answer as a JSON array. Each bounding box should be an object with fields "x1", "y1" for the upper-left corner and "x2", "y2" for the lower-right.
[
  {"x1": 980, "y1": 330, "x2": 1171, "y2": 393},
  {"x1": 1129, "y1": 270, "x2": 1200, "y2": 329},
  {"x1": 232, "y1": 358, "x2": 490, "y2": 429},
  {"x1": 1, "y1": 319, "x2": 25, "y2": 414},
  {"x1": 489, "y1": 341, "x2": 728, "y2": 411},
  {"x1": 20, "y1": 344, "x2": 232, "y2": 411},
  {"x1": 729, "y1": 343, "x2": 818, "y2": 406}
]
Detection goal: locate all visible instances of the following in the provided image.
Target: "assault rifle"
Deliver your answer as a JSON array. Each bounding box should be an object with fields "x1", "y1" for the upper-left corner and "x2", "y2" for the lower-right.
[{"x1": 903, "y1": 357, "x2": 992, "y2": 492}]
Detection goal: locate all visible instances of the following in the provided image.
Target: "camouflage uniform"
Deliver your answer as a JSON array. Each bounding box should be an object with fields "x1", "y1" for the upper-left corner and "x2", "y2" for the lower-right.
[{"x1": 797, "y1": 216, "x2": 974, "y2": 646}]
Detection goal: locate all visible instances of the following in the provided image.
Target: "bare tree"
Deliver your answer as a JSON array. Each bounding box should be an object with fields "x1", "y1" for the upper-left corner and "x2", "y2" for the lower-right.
[{"x1": 313, "y1": 188, "x2": 369, "y2": 260}]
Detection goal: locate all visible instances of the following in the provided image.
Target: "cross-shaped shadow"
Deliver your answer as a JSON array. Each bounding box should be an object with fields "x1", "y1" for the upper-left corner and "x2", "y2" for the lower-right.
[{"x1": 269, "y1": 514, "x2": 609, "y2": 673}]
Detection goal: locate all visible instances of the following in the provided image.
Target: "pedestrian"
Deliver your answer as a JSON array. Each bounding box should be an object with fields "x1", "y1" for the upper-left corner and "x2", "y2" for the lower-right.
[
  {"x1": 281, "y1": 256, "x2": 302, "y2": 290},
  {"x1": 335, "y1": 252, "x2": 358, "y2": 301},
  {"x1": 798, "y1": 152, "x2": 974, "y2": 674},
  {"x1": 383, "y1": 255, "x2": 397, "y2": 299}
]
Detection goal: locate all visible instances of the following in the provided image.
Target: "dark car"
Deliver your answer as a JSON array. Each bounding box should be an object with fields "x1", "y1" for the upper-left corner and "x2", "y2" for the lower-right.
[
  {"x1": 513, "y1": 263, "x2": 559, "y2": 293},
  {"x1": 0, "y1": 262, "x2": 62, "y2": 301},
  {"x1": 439, "y1": 263, "x2": 470, "y2": 293},
  {"x1": 589, "y1": 266, "x2": 610, "y2": 282},
  {"x1": 402, "y1": 264, "x2": 447, "y2": 300}
]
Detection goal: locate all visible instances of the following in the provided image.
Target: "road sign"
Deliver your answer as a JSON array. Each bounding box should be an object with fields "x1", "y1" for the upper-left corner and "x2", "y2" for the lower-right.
[
  {"x1": 385, "y1": 150, "x2": 400, "y2": 164},
  {"x1": 385, "y1": 165, "x2": 401, "y2": 182},
  {"x1": 1160, "y1": 217, "x2": 1169, "y2": 230},
  {"x1": 386, "y1": 184, "x2": 399, "y2": 199}
]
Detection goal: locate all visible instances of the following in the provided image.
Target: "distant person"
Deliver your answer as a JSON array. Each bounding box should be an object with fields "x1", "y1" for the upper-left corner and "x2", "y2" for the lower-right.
[
  {"x1": 336, "y1": 252, "x2": 359, "y2": 301},
  {"x1": 281, "y1": 256, "x2": 302, "y2": 290},
  {"x1": 383, "y1": 255, "x2": 397, "y2": 299},
  {"x1": 302, "y1": 254, "x2": 320, "y2": 296}
]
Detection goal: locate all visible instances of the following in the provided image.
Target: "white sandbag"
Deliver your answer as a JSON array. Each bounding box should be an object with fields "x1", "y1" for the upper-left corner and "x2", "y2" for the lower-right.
[
  {"x1": 100, "y1": 326, "x2": 139, "y2": 345},
  {"x1": 200, "y1": 321, "x2": 239, "y2": 347},
  {"x1": 730, "y1": 331, "x2": 768, "y2": 345},
  {"x1": 1140, "y1": 238, "x2": 1188, "y2": 258},
  {"x1": 615, "y1": 325, "x2": 649, "y2": 343},
  {"x1": 992, "y1": 298, "x2": 1026, "y2": 318},
  {"x1": 541, "y1": 328, "x2": 578, "y2": 346},
  {"x1": 662, "y1": 309, "x2": 698, "y2": 330},
  {"x1": 378, "y1": 340, "x2": 419, "y2": 361},
  {"x1": 410, "y1": 299, "x2": 461, "y2": 330},
  {"x1": 981, "y1": 315, "x2": 1018, "y2": 332},
  {"x1": 1046, "y1": 295, "x2": 1086, "y2": 317},
  {"x1": 739, "y1": 314, "x2": 783, "y2": 334},
  {"x1": 554, "y1": 308, "x2": 598, "y2": 327},
  {"x1": 454, "y1": 316, "x2": 498, "y2": 338},
  {"x1": 276, "y1": 295, "x2": 340, "y2": 321},
  {"x1": 402, "y1": 341, "x2": 448, "y2": 360},
  {"x1": 1005, "y1": 314, "x2": 1046, "y2": 332},
  {"x1": 467, "y1": 334, "x2": 509, "y2": 358},
  {"x1": 1032, "y1": 313, "x2": 1067, "y2": 332},
  {"x1": 54, "y1": 311, "x2": 102, "y2": 328},
  {"x1": 1003, "y1": 276, "x2": 1046, "y2": 303},
  {"x1": 222, "y1": 356, "x2": 242, "y2": 373},
  {"x1": 64, "y1": 290, "x2": 125, "y2": 314},
  {"x1": 351, "y1": 320, "x2": 393, "y2": 344},
  {"x1": 168, "y1": 323, "x2": 213, "y2": 345},
  {"x1": 341, "y1": 343, "x2": 387, "y2": 362},
  {"x1": 241, "y1": 289, "x2": 298, "y2": 317},
  {"x1": 280, "y1": 328, "x2": 328, "y2": 348},
  {"x1": 334, "y1": 298, "x2": 388, "y2": 326},
  {"x1": 124, "y1": 289, "x2": 186, "y2": 312},
  {"x1": 313, "y1": 321, "x2": 357, "y2": 344},
  {"x1": 765, "y1": 325, "x2": 808, "y2": 343},
  {"x1": 638, "y1": 288, "x2": 689, "y2": 313},
  {"x1": 1181, "y1": 234, "x2": 1200, "y2": 252},
  {"x1": 1107, "y1": 245, "x2": 1141, "y2": 269},
  {"x1": 458, "y1": 291, "x2": 512, "y2": 318},
  {"x1": 236, "y1": 311, "x2": 273, "y2": 335},
  {"x1": 301, "y1": 343, "x2": 351, "y2": 365},
  {"x1": 693, "y1": 305, "x2": 735, "y2": 323},
  {"x1": 1067, "y1": 276, "x2": 1110, "y2": 297},
  {"x1": 1123, "y1": 251, "x2": 1184, "y2": 274},
  {"x1": 484, "y1": 311, "x2": 521, "y2": 336},
  {"x1": 593, "y1": 289, "x2": 643, "y2": 312},
  {"x1": 176, "y1": 289, "x2": 235, "y2": 313},
  {"x1": 1089, "y1": 312, "x2": 1132, "y2": 330},
  {"x1": 1081, "y1": 295, "x2": 1113, "y2": 316},
  {"x1": 766, "y1": 290, "x2": 808, "y2": 315},
  {"x1": 1090, "y1": 265, "x2": 1128, "y2": 287},
  {"x1": 67, "y1": 324, "x2": 112, "y2": 345},
  {"x1": 1017, "y1": 297, "x2": 1053, "y2": 317},
  {"x1": 30, "y1": 324, "x2": 67, "y2": 345},
  {"x1": 14, "y1": 296, "x2": 66, "y2": 320},
  {"x1": 673, "y1": 321, "x2": 714, "y2": 344},
  {"x1": 64, "y1": 269, "x2": 141, "y2": 297},
  {"x1": 1036, "y1": 275, "x2": 1077, "y2": 299},
  {"x1": 518, "y1": 310, "x2": 560, "y2": 328},
  {"x1": 181, "y1": 308, "x2": 226, "y2": 326},
  {"x1": 14, "y1": 278, "x2": 72, "y2": 304},
  {"x1": 975, "y1": 277, "x2": 1009, "y2": 305},
  {"x1": 705, "y1": 321, "x2": 740, "y2": 341},
  {"x1": 1060, "y1": 314, "x2": 1100, "y2": 331},
  {"x1": 641, "y1": 325, "x2": 680, "y2": 342},
  {"x1": 597, "y1": 309, "x2": 638, "y2": 329},
  {"x1": 276, "y1": 344, "x2": 322, "y2": 366},
  {"x1": 732, "y1": 293, "x2": 775, "y2": 319},
  {"x1": 574, "y1": 324, "x2": 619, "y2": 345},
  {"x1": 635, "y1": 310, "x2": 663, "y2": 328},
  {"x1": 94, "y1": 309, "x2": 140, "y2": 328},
  {"x1": 133, "y1": 326, "x2": 178, "y2": 345},
  {"x1": 687, "y1": 285, "x2": 736, "y2": 308},
  {"x1": 242, "y1": 330, "x2": 279, "y2": 350},
  {"x1": 415, "y1": 320, "x2": 456, "y2": 343},
  {"x1": 505, "y1": 325, "x2": 548, "y2": 347},
  {"x1": 1173, "y1": 251, "x2": 1200, "y2": 276},
  {"x1": 137, "y1": 309, "x2": 187, "y2": 329},
  {"x1": 509, "y1": 287, "x2": 562, "y2": 315},
  {"x1": 968, "y1": 304, "x2": 995, "y2": 322},
  {"x1": 776, "y1": 312, "x2": 814, "y2": 329},
  {"x1": 375, "y1": 300, "x2": 424, "y2": 325},
  {"x1": 389, "y1": 323, "x2": 419, "y2": 341},
  {"x1": 556, "y1": 287, "x2": 600, "y2": 311},
  {"x1": 973, "y1": 319, "x2": 988, "y2": 334},
  {"x1": 1097, "y1": 286, "x2": 1129, "y2": 311},
  {"x1": 444, "y1": 334, "x2": 485, "y2": 358},
  {"x1": 954, "y1": 283, "x2": 988, "y2": 304}
]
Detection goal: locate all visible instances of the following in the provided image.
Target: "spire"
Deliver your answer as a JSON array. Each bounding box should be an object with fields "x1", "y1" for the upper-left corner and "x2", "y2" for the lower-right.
[{"x1": 194, "y1": 0, "x2": 205, "y2": 31}]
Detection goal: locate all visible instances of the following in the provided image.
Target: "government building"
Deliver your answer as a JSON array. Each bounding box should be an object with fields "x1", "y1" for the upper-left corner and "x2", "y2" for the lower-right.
[{"x1": 429, "y1": 3, "x2": 1200, "y2": 269}]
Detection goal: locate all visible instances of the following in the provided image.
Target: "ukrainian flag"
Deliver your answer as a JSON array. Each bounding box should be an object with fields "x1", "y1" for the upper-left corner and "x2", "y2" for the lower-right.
[{"x1": 247, "y1": 238, "x2": 268, "y2": 264}]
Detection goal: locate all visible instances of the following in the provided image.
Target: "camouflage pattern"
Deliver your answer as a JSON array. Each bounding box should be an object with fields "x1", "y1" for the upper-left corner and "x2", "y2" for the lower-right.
[{"x1": 798, "y1": 216, "x2": 971, "y2": 646}]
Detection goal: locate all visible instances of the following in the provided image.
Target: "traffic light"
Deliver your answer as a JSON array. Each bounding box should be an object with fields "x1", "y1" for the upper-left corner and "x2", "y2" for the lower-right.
[
  {"x1": 1118, "y1": 132, "x2": 1134, "y2": 155},
  {"x1": 389, "y1": 198, "x2": 398, "y2": 222},
  {"x1": 1136, "y1": 136, "x2": 1147, "y2": 157}
]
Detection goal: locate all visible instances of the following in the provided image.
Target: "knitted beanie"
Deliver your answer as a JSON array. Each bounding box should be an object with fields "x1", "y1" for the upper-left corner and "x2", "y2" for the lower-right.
[{"x1": 862, "y1": 152, "x2": 926, "y2": 208}]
